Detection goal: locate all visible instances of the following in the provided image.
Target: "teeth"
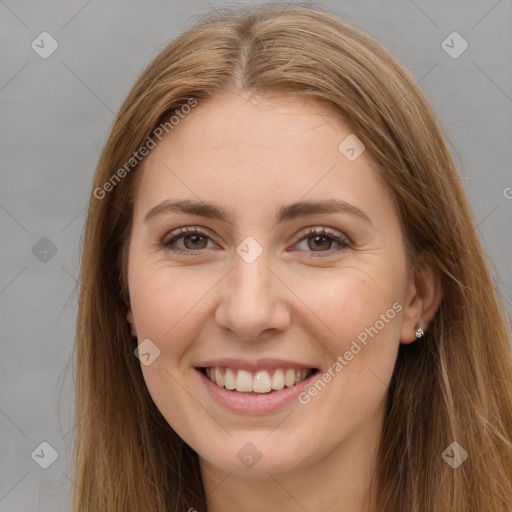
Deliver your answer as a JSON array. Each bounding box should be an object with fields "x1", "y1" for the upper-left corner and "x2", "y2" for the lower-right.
[
  {"x1": 203, "y1": 367, "x2": 313, "y2": 393},
  {"x1": 271, "y1": 369, "x2": 285, "y2": 390},
  {"x1": 215, "y1": 367, "x2": 224, "y2": 387},
  {"x1": 224, "y1": 368, "x2": 236, "y2": 390},
  {"x1": 253, "y1": 371, "x2": 272, "y2": 393},
  {"x1": 285, "y1": 369, "x2": 295, "y2": 387},
  {"x1": 235, "y1": 370, "x2": 253, "y2": 392}
]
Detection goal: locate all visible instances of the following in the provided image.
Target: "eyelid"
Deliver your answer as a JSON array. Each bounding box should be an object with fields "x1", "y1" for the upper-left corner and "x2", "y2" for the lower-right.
[
  {"x1": 293, "y1": 226, "x2": 351, "y2": 246},
  {"x1": 162, "y1": 226, "x2": 212, "y2": 245}
]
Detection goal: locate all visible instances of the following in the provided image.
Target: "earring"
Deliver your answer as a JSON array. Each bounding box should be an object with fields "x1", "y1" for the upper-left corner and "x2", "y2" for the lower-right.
[{"x1": 415, "y1": 323, "x2": 424, "y2": 339}]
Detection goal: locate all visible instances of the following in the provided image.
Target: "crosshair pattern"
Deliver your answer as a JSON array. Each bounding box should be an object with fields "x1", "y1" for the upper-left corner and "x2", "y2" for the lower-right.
[{"x1": 0, "y1": 0, "x2": 511, "y2": 510}]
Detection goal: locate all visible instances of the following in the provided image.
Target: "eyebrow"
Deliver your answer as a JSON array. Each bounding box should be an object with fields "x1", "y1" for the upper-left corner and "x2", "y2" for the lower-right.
[{"x1": 144, "y1": 198, "x2": 372, "y2": 226}]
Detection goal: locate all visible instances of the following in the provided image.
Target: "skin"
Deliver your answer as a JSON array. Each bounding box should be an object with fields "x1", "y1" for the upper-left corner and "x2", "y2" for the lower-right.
[{"x1": 126, "y1": 94, "x2": 442, "y2": 512}]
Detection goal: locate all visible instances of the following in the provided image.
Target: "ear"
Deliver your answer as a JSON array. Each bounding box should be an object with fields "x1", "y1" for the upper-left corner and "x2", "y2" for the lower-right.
[
  {"x1": 400, "y1": 252, "x2": 443, "y2": 344},
  {"x1": 126, "y1": 309, "x2": 138, "y2": 338}
]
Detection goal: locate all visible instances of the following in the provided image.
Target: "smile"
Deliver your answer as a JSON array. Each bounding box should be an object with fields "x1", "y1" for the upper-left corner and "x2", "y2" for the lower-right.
[
  {"x1": 195, "y1": 358, "x2": 322, "y2": 413},
  {"x1": 199, "y1": 367, "x2": 317, "y2": 393}
]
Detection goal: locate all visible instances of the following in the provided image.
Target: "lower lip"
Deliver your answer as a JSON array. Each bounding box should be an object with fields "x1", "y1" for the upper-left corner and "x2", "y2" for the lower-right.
[{"x1": 196, "y1": 369, "x2": 318, "y2": 414}]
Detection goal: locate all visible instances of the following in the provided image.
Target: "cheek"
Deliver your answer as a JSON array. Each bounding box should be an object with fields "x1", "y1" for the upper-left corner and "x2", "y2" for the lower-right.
[
  {"x1": 128, "y1": 262, "x2": 220, "y2": 356},
  {"x1": 129, "y1": 255, "x2": 405, "y2": 380},
  {"x1": 129, "y1": 265, "x2": 219, "y2": 440},
  {"x1": 291, "y1": 268, "x2": 404, "y2": 420},
  {"x1": 128, "y1": 252, "x2": 406, "y2": 471},
  {"x1": 296, "y1": 268, "x2": 403, "y2": 354}
]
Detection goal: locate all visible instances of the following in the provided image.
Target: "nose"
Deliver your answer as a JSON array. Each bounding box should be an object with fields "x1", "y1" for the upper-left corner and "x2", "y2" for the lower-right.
[{"x1": 215, "y1": 247, "x2": 291, "y2": 341}]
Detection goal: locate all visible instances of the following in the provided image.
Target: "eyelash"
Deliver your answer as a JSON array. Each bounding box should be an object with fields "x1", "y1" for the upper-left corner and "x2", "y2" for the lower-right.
[{"x1": 162, "y1": 226, "x2": 351, "y2": 258}]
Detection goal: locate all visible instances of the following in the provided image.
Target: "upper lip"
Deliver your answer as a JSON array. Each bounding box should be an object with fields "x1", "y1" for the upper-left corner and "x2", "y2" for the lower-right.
[{"x1": 195, "y1": 358, "x2": 318, "y2": 372}]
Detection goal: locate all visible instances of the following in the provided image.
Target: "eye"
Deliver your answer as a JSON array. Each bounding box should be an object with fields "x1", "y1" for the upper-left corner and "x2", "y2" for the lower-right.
[
  {"x1": 162, "y1": 226, "x2": 215, "y2": 255},
  {"x1": 162, "y1": 226, "x2": 351, "y2": 257},
  {"x1": 292, "y1": 227, "x2": 350, "y2": 257}
]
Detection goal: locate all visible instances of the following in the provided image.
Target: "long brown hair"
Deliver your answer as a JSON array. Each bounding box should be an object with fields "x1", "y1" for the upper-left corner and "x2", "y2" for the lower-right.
[{"x1": 73, "y1": 4, "x2": 512, "y2": 510}]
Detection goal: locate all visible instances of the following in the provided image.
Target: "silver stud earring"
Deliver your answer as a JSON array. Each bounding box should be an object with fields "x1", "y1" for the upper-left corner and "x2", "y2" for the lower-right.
[{"x1": 415, "y1": 323, "x2": 424, "y2": 339}]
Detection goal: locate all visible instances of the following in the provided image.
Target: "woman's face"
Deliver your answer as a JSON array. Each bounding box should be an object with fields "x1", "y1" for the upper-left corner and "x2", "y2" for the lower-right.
[{"x1": 126, "y1": 95, "x2": 418, "y2": 479}]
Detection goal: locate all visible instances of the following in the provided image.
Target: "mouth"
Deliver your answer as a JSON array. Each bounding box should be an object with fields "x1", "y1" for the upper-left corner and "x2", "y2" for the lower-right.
[{"x1": 196, "y1": 366, "x2": 320, "y2": 394}]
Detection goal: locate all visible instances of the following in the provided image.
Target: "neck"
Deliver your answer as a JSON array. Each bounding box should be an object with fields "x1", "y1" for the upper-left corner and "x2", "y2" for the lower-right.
[{"x1": 200, "y1": 401, "x2": 384, "y2": 512}]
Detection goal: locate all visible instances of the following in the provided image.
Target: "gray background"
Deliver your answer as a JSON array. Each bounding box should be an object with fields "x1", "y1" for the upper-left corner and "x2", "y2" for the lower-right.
[{"x1": 1, "y1": 0, "x2": 511, "y2": 510}]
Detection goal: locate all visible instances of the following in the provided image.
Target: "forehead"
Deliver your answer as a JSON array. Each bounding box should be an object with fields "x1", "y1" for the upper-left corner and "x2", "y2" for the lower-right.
[{"x1": 133, "y1": 95, "x2": 392, "y2": 225}]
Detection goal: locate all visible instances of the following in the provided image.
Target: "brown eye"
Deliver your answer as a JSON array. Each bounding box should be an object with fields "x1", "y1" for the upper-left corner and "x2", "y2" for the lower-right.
[
  {"x1": 163, "y1": 227, "x2": 214, "y2": 254},
  {"x1": 307, "y1": 234, "x2": 333, "y2": 251},
  {"x1": 294, "y1": 227, "x2": 350, "y2": 257},
  {"x1": 182, "y1": 234, "x2": 208, "y2": 250}
]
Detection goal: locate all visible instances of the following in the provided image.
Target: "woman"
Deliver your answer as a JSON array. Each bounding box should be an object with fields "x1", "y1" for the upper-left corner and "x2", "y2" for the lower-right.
[{"x1": 73, "y1": 4, "x2": 512, "y2": 511}]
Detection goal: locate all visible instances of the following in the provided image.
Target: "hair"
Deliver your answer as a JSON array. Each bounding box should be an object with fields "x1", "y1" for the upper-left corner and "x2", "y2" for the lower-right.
[{"x1": 73, "y1": 3, "x2": 512, "y2": 511}]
